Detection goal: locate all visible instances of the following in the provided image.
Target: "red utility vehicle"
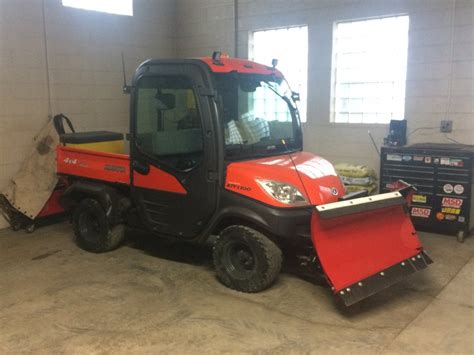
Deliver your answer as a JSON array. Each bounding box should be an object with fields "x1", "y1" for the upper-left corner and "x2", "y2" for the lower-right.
[{"x1": 57, "y1": 53, "x2": 432, "y2": 305}]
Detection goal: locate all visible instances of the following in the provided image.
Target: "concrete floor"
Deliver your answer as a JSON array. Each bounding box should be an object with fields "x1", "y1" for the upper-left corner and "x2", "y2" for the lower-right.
[{"x1": 0, "y1": 222, "x2": 472, "y2": 353}]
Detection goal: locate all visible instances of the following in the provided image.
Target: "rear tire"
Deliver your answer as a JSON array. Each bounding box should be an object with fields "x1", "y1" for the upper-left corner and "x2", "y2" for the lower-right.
[
  {"x1": 72, "y1": 198, "x2": 125, "y2": 253},
  {"x1": 213, "y1": 225, "x2": 282, "y2": 293}
]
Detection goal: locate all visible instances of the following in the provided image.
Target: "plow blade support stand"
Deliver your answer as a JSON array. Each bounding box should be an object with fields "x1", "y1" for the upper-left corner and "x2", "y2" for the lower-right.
[{"x1": 312, "y1": 192, "x2": 432, "y2": 306}]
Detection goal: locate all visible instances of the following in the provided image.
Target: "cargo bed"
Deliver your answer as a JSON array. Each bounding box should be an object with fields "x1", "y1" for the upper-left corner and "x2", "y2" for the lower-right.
[{"x1": 56, "y1": 146, "x2": 130, "y2": 185}]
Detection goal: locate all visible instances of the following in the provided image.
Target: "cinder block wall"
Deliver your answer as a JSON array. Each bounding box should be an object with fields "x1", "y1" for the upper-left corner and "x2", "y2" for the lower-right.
[
  {"x1": 0, "y1": 0, "x2": 472, "y2": 229},
  {"x1": 176, "y1": 0, "x2": 473, "y2": 170},
  {"x1": 0, "y1": 0, "x2": 176, "y2": 227}
]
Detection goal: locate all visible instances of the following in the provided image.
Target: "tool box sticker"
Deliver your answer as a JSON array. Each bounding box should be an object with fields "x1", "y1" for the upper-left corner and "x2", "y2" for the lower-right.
[
  {"x1": 443, "y1": 183, "x2": 454, "y2": 194},
  {"x1": 454, "y1": 184, "x2": 464, "y2": 195},
  {"x1": 440, "y1": 157, "x2": 451, "y2": 166},
  {"x1": 441, "y1": 207, "x2": 461, "y2": 215},
  {"x1": 450, "y1": 159, "x2": 464, "y2": 167},
  {"x1": 412, "y1": 194, "x2": 427, "y2": 203},
  {"x1": 411, "y1": 207, "x2": 431, "y2": 218},
  {"x1": 387, "y1": 154, "x2": 402, "y2": 162},
  {"x1": 441, "y1": 197, "x2": 463, "y2": 208}
]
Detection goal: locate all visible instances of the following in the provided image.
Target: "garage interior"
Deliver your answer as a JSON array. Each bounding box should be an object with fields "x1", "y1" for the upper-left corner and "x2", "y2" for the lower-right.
[{"x1": 0, "y1": 0, "x2": 473, "y2": 353}]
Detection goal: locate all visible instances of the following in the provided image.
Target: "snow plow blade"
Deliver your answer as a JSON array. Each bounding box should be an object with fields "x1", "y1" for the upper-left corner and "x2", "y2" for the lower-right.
[{"x1": 311, "y1": 192, "x2": 432, "y2": 306}]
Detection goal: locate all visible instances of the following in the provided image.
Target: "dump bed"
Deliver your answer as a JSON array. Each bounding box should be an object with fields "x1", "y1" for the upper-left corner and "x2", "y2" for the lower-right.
[{"x1": 56, "y1": 145, "x2": 131, "y2": 185}]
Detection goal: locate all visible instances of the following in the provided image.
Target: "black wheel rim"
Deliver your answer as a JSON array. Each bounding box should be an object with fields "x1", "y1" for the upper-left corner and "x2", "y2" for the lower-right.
[
  {"x1": 223, "y1": 241, "x2": 256, "y2": 279},
  {"x1": 78, "y1": 212, "x2": 101, "y2": 243}
]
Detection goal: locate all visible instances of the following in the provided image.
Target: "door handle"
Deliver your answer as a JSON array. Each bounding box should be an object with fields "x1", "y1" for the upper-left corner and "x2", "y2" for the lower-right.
[{"x1": 132, "y1": 160, "x2": 150, "y2": 175}]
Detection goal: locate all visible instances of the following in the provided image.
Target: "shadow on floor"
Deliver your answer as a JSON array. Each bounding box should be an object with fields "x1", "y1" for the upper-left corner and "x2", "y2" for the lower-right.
[
  {"x1": 125, "y1": 228, "x2": 328, "y2": 286},
  {"x1": 122, "y1": 228, "x2": 441, "y2": 316}
]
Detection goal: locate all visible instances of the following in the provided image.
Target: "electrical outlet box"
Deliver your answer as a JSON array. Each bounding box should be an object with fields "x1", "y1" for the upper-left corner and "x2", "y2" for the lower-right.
[{"x1": 440, "y1": 120, "x2": 453, "y2": 133}]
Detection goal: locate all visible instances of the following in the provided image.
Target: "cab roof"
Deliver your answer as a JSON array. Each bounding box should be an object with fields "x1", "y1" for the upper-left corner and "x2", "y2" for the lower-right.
[{"x1": 199, "y1": 56, "x2": 284, "y2": 78}]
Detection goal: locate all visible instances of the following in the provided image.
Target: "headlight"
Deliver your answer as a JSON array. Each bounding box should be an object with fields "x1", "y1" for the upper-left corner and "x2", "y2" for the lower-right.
[{"x1": 256, "y1": 180, "x2": 308, "y2": 206}]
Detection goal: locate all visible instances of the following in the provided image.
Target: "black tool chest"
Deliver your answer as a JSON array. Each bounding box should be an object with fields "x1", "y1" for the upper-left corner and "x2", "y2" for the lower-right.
[{"x1": 380, "y1": 143, "x2": 474, "y2": 242}]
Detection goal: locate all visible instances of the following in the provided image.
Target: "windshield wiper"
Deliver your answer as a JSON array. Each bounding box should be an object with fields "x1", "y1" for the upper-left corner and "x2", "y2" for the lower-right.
[{"x1": 264, "y1": 83, "x2": 296, "y2": 110}]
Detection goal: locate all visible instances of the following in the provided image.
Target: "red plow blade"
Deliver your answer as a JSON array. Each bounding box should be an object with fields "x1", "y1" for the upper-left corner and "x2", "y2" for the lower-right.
[{"x1": 311, "y1": 192, "x2": 432, "y2": 305}]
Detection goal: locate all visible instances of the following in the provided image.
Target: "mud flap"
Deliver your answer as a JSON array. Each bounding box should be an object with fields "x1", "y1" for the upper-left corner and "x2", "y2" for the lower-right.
[{"x1": 311, "y1": 192, "x2": 433, "y2": 306}]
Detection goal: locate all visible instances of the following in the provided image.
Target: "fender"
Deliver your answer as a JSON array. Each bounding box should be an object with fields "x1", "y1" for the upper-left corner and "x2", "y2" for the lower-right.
[
  {"x1": 60, "y1": 181, "x2": 128, "y2": 225},
  {"x1": 207, "y1": 190, "x2": 312, "y2": 247},
  {"x1": 215, "y1": 205, "x2": 272, "y2": 235}
]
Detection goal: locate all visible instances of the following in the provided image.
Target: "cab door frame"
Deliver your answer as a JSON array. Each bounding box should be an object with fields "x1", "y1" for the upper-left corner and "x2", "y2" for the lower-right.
[{"x1": 129, "y1": 59, "x2": 222, "y2": 239}]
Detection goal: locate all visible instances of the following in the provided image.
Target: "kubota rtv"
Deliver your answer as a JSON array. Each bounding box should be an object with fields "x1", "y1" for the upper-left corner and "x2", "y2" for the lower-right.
[{"x1": 56, "y1": 53, "x2": 432, "y2": 305}]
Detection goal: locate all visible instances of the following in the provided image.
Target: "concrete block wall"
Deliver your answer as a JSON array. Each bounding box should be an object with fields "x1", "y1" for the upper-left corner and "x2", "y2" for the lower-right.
[
  {"x1": 0, "y1": 0, "x2": 176, "y2": 228},
  {"x1": 176, "y1": 0, "x2": 473, "y2": 171},
  {"x1": 0, "y1": 0, "x2": 472, "y2": 229}
]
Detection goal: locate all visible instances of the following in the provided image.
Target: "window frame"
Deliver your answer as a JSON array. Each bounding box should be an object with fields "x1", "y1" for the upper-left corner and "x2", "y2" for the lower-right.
[
  {"x1": 133, "y1": 74, "x2": 205, "y2": 173},
  {"x1": 330, "y1": 14, "x2": 410, "y2": 125}
]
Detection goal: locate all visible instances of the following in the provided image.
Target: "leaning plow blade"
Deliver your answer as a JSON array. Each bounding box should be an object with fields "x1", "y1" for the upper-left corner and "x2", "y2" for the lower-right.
[{"x1": 311, "y1": 192, "x2": 432, "y2": 306}]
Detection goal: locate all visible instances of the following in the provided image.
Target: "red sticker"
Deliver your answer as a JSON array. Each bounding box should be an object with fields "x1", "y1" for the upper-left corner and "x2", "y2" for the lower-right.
[
  {"x1": 411, "y1": 207, "x2": 431, "y2": 218},
  {"x1": 441, "y1": 197, "x2": 463, "y2": 208}
]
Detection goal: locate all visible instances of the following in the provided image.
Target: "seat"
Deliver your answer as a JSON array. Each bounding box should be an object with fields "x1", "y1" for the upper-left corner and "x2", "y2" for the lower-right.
[
  {"x1": 60, "y1": 131, "x2": 124, "y2": 154},
  {"x1": 59, "y1": 131, "x2": 124, "y2": 144}
]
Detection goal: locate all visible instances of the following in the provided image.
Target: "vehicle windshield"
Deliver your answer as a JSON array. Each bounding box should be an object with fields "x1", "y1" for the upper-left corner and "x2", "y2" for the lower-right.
[{"x1": 214, "y1": 73, "x2": 302, "y2": 160}]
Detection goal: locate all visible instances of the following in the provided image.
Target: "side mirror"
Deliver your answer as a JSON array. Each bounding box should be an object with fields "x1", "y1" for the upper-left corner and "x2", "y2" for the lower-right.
[
  {"x1": 155, "y1": 93, "x2": 176, "y2": 110},
  {"x1": 291, "y1": 91, "x2": 300, "y2": 102}
]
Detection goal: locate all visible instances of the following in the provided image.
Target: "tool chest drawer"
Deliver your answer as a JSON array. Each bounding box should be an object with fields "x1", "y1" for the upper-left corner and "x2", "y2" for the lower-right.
[{"x1": 380, "y1": 144, "x2": 474, "y2": 239}]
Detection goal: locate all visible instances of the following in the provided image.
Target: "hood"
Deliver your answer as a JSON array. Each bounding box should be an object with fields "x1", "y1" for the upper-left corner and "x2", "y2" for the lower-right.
[{"x1": 225, "y1": 151, "x2": 345, "y2": 207}]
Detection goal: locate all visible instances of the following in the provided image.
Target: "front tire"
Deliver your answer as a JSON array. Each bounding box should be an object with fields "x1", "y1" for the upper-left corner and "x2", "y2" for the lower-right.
[
  {"x1": 72, "y1": 198, "x2": 125, "y2": 253},
  {"x1": 213, "y1": 225, "x2": 282, "y2": 293}
]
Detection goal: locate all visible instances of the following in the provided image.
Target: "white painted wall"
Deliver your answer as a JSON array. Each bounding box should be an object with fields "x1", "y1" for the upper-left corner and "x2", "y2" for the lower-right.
[{"x1": 176, "y1": 0, "x2": 473, "y2": 171}]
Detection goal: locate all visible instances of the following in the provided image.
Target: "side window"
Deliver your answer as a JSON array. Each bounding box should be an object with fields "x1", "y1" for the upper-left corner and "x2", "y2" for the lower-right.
[{"x1": 135, "y1": 76, "x2": 203, "y2": 171}]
